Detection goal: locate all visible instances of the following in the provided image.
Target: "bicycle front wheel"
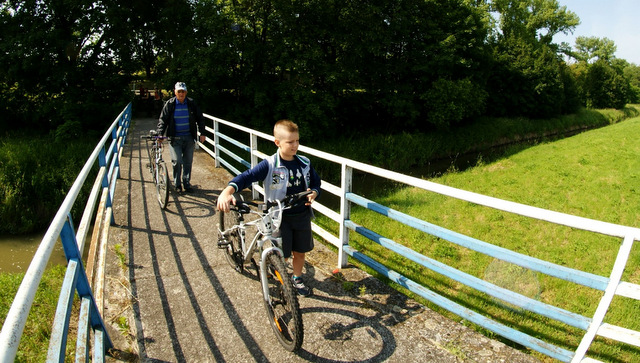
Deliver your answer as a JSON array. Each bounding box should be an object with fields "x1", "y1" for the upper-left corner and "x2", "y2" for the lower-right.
[
  {"x1": 218, "y1": 209, "x2": 244, "y2": 272},
  {"x1": 156, "y1": 162, "x2": 170, "y2": 209},
  {"x1": 262, "y1": 253, "x2": 303, "y2": 351}
]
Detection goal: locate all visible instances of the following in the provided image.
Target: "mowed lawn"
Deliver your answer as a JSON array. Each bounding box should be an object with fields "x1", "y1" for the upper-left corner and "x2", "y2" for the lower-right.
[{"x1": 341, "y1": 116, "x2": 640, "y2": 362}]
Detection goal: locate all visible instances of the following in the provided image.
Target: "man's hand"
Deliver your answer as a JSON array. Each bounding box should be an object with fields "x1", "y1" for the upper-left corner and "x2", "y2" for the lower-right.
[{"x1": 199, "y1": 134, "x2": 206, "y2": 143}]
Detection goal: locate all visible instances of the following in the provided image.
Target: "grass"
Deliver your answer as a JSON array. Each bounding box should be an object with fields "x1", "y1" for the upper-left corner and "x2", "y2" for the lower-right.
[
  {"x1": 0, "y1": 265, "x2": 77, "y2": 362},
  {"x1": 315, "y1": 113, "x2": 640, "y2": 362}
]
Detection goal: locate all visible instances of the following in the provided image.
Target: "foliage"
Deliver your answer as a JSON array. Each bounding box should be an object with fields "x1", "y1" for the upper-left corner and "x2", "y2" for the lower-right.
[
  {"x1": 166, "y1": 0, "x2": 492, "y2": 135},
  {"x1": 0, "y1": 135, "x2": 96, "y2": 234},
  {"x1": 313, "y1": 106, "x2": 637, "y2": 174},
  {"x1": 576, "y1": 59, "x2": 630, "y2": 109},
  {"x1": 487, "y1": 0, "x2": 582, "y2": 118},
  {"x1": 2, "y1": 0, "x2": 639, "y2": 138},
  {"x1": 574, "y1": 36, "x2": 617, "y2": 63},
  {"x1": 0, "y1": 0, "x2": 135, "y2": 136},
  {"x1": 0, "y1": 265, "x2": 75, "y2": 361}
]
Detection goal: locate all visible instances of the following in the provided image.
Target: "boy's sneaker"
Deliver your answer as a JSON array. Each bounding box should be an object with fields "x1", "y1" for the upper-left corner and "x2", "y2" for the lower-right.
[{"x1": 292, "y1": 276, "x2": 311, "y2": 297}]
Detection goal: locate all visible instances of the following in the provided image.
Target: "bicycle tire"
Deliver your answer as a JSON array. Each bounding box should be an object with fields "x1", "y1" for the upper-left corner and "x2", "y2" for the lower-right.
[
  {"x1": 218, "y1": 209, "x2": 244, "y2": 272},
  {"x1": 262, "y1": 252, "x2": 303, "y2": 351},
  {"x1": 156, "y1": 162, "x2": 170, "y2": 209}
]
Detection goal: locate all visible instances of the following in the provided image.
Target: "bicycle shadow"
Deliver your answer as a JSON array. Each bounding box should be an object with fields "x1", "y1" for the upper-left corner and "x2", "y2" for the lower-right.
[{"x1": 288, "y1": 259, "x2": 425, "y2": 362}]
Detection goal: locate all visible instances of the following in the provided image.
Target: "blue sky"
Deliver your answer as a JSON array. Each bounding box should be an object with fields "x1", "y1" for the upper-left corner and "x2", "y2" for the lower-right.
[{"x1": 553, "y1": 0, "x2": 640, "y2": 64}]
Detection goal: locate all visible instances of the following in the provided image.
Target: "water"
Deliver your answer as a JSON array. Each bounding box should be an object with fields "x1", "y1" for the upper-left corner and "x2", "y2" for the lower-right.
[{"x1": 0, "y1": 233, "x2": 68, "y2": 274}]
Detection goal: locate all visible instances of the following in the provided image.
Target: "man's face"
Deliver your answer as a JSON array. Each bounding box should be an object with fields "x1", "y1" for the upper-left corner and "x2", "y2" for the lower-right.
[{"x1": 175, "y1": 89, "x2": 187, "y2": 102}]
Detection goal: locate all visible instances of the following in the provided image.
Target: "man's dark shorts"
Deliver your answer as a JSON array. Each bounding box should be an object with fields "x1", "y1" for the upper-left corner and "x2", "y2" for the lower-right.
[{"x1": 278, "y1": 209, "x2": 313, "y2": 258}]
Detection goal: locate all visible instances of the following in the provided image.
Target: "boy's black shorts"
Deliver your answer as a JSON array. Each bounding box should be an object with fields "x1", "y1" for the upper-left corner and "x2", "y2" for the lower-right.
[{"x1": 278, "y1": 209, "x2": 313, "y2": 258}]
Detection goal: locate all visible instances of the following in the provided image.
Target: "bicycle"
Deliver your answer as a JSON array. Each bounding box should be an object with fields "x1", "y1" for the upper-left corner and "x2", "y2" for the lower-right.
[
  {"x1": 142, "y1": 130, "x2": 170, "y2": 209},
  {"x1": 217, "y1": 190, "x2": 313, "y2": 352}
]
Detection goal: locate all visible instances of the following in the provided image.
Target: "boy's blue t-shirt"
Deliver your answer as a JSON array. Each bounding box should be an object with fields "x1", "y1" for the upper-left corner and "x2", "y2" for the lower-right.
[{"x1": 279, "y1": 157, "x2": 308, "y2": 214}]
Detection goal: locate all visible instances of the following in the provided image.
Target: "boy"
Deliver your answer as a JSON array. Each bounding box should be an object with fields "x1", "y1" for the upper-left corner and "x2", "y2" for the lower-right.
[{"x1": 216, "y1": 120, "x2": 321, "y2": 296}]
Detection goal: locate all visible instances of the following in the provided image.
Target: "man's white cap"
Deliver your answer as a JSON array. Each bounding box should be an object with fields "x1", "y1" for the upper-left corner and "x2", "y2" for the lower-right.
[{"x1": 175, "y1": 82, "x2": 187, "y2": 91}]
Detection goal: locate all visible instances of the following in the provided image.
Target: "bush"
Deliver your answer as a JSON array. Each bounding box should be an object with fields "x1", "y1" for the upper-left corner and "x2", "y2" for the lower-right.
[
  {"x1": 422, "y1": 78, "x2": 487, "y2": 129},
  {"x1": 0, "y1": 135, "x2": 96, "y2": 234}
]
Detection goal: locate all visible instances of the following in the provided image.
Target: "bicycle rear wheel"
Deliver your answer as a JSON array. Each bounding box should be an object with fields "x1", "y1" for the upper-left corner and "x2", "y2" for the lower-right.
[
  {"x1": 156, "y1": 162, "x2": 170, "y2": 209},
  {"x1": 262, "y1": 253, "x2": 303, "y2": 351},
  {"x1": 218, "y1": 210, "x2": 244, "y2": 272}
]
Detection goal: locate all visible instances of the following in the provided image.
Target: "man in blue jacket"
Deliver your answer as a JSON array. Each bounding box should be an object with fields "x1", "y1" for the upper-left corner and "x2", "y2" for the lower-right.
[{"x1": 157, "y1": 82, "x2": 206, "y2": 193}]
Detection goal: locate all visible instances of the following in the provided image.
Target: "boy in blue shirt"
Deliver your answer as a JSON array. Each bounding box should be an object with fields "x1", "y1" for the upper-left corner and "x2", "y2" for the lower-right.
[{"x1": 216, "y1": 120, "x2": 321, "y2": 296}]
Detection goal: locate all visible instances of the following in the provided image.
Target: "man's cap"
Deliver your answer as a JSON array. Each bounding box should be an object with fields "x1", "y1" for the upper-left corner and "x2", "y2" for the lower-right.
[{"x1": 175, "y1": 82, "x2": 187, "y2": 91}]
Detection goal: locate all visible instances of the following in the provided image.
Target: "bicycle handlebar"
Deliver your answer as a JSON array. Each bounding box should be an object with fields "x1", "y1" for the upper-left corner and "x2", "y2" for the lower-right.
[
  {"x1": 229, "y1": 190, "x2": 313, "y2": 215},
  {"x1": 268, "y1": 190, "x2": 313, "y2": 209},
  {"x1": 141, "y1": 130, "x2": 167, "y2": 140}
]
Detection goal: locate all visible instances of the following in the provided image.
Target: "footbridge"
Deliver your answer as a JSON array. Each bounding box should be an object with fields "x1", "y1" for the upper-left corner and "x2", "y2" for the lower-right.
[{"x1": 1, "y1": 104, "x2": 639, "y2": 362}]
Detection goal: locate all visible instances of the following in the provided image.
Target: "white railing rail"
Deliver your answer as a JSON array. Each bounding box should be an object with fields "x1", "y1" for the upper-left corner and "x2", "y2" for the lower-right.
[{"x1": 202, "y1": 114, "x2": 640, "y2": 362}]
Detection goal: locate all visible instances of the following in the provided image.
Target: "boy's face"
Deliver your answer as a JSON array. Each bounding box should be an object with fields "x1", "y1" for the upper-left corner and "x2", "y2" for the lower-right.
[{"x1": 275, "y1": 129, "x2": 299, "y2": 161}]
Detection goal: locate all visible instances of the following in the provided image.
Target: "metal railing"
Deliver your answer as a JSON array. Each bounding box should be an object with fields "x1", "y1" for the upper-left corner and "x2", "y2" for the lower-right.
[
  {"x1": 0, "y1": 103, "x2": 132, "y2": 362},
  {"x1": 202, "y1": 114, "x2": 640, "y2": 363}
]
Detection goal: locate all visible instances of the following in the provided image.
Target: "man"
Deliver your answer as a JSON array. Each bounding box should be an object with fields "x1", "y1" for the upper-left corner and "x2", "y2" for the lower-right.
[{"x1": 157, "y1": 82, "x2": 206, "y2": 193}]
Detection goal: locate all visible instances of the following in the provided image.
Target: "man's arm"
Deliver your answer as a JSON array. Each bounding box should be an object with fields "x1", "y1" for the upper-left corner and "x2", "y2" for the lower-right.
[{"x1": 157, "y1": 99, "x2": 172, "y2": 136}]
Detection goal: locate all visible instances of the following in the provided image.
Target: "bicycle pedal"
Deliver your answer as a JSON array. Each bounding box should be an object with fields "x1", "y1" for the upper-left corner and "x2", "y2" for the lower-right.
[{"x1": 217, "y1": 239, "x2": 231, "y2": 249}]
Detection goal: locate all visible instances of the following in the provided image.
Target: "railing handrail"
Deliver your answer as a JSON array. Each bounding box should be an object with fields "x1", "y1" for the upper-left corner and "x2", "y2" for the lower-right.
[
  {"x1": 202, "y1": 113, "x2": 640, "y2": 363},
  {"x1": 0, "y1": 104, "x2": 132, "y2": 362}
]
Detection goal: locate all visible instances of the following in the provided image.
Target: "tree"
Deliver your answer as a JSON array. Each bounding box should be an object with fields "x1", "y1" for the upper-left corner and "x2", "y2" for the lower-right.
[
  {"x1": 487, "y1": 0, "x2": 581, "y2": 118},
  {"x1": 0, "y1": 0, "x2": 141, "y2": 137},
  {"x1": 576, "y1": 59, "x2": 629, "y2": 109},
  {"x1": 567, "y1": 37, "x2": 631, "y2": 109},
  {"x1": 574, "y1": 36, "x2": 617, "y2": 63}
]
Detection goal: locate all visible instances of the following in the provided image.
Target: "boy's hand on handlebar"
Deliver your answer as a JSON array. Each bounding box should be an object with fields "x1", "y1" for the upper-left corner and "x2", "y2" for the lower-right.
[
  {"x1": 216, "y1": 186, "x2": 237, "y2": 212},
  {"x1": 305, "y1": 189, "x2": 317, "y2": 206}
]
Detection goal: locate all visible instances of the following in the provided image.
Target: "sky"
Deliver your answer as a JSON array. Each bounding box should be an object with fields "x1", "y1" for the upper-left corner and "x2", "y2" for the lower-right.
[{"x1": 552, "y1": 0, "x2": 640, "y2": 64}]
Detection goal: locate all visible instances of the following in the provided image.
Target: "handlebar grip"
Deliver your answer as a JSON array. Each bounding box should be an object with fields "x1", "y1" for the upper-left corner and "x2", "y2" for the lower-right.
[
  {"x1": 229, "y1": 199, "x2": 259, "y2": 214},
  {"x1": 280, "y1": 190, "x2": 313, "y2": 208}
]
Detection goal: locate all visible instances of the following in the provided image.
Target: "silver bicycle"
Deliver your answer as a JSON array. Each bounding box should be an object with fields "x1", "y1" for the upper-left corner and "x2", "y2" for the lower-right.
[
  {"x1": 217, "y1": 190, "x2": 312, "y2": 351},
  {"x1": 142, "y1": 130, "x2": 170, "y2": 209}
]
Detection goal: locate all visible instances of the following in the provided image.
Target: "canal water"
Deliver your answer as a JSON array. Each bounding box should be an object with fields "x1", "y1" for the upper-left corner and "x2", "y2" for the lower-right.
[{"x1": 0, "y1": 233, "x2": 68, "y2": 274}]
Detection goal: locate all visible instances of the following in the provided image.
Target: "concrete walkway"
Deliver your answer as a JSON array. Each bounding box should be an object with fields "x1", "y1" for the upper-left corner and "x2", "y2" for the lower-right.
[{"x1": 103, "y1": 117, "x2": 540, "y2": 362}]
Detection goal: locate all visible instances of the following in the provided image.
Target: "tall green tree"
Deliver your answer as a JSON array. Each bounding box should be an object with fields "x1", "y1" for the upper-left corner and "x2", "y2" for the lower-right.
[
  {"x1": 567, "y1": 36, "x2": 631, "y2": 109},
  {"x1": 573, "y1": 36, "x2": 617, "y2": 63},
  {"x1": 0, "y1": 0, "x2": 139, "y2": 137},
  {"x1": 486, "y1": 0, "x2": 581, "y2": 118}
]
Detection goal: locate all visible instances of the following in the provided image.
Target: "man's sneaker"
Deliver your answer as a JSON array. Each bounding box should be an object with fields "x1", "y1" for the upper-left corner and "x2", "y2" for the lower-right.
[
  {"x1": 174, "y1": 185, "x2": 182, "y2": 193},
  {"x1": 184, "y1": 184, "x2": 193, "y2": 193},
  {"x1": 292, "y1": 276, "x2": 311, "y2": 297}
]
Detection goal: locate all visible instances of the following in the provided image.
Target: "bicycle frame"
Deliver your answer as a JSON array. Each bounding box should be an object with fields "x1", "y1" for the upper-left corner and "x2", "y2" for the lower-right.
[
  {"x1": 145, "y1": 138, "x2": 164, "y2": 177},
  {"x1": 220, "y1": 201, "x2": 288, "y2": 298}
]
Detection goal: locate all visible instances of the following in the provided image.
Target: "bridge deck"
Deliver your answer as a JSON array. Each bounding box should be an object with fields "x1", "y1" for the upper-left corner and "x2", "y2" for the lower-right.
[{"x1": 103, "y1": 117, "x2": 539, "y2": 362}]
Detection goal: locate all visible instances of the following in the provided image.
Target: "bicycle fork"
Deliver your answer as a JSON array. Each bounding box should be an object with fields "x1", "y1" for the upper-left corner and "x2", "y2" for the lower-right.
[{"x1": 259, "y1": 238, "x2": 286, "y2": 302}]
